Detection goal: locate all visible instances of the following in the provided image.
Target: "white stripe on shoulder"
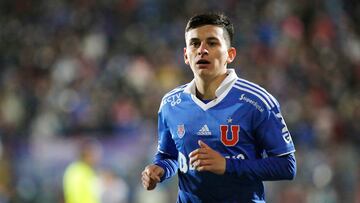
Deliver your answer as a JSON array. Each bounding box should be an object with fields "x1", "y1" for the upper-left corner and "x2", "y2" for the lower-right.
[
  {"x1": 163, "y1": 85, "x2": 186, "y2": 98},
  {"x1": 233, "y1": 85, "x2": 272, "y2": 110},
  {"x1": 235, "y1": 81, "x2": 275, "y2": 108},
  {"x1": 237, "y1": 78, "x2": 279, "y2": 107},
  {"x1": 276, "y1": 150, "x2": 296, "y2": 157},
  {"x1": 158, "y1": 149, "x2": 172, "y2": 156}
]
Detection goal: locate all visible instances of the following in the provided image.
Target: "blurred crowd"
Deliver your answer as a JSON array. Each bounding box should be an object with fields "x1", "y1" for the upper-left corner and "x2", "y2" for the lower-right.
[{"x1": 0, "y1": 0, "x2": 360, "y2": 202}]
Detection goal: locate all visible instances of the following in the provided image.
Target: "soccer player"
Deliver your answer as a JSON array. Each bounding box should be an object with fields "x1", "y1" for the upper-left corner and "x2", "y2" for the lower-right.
[
  {"x1": 141, "y1": 13, "x2": 296, "y2": 203},
  {"x1": 63, "y1": 138, "x2": 102, "y2": 203}
]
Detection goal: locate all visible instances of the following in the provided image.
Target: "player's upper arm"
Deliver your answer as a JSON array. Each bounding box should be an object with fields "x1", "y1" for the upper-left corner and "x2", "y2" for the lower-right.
[
  {"x1": 254, "y1": 99, "x2": 295, "y2": 157},
  {"x1": 156, "y1": 108, "x2": 178, "y2": 159}
]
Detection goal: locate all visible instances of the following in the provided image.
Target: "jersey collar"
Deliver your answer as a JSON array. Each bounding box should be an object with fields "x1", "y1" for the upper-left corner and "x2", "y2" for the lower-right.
[{"x1": 184, "y1": 69, "x2": 238, "y2": 111}]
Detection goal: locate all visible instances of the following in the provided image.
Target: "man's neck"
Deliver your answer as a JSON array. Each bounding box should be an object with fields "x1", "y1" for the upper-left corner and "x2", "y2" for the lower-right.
[{"x1": 195, "y1": 73, "x2": 228, "y2": 100}]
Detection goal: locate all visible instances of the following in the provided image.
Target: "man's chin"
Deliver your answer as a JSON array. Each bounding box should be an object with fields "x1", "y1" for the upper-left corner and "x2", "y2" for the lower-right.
[
  {"x1": 196, "y1": 69, "x2": 215, "y2": 79},
  {"x1": 197, "y1": 68, "x2": 211, "y2": 74}
]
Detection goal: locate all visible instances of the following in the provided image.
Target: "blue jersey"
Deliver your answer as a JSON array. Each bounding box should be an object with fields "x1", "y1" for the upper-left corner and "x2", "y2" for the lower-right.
[{"x1": 154, "y1": 69, "x2": 295, "y2": 203}]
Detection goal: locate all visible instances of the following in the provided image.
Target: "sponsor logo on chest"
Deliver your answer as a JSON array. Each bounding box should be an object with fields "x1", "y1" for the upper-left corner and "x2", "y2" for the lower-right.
[{"x1": 197, "y1": 125, "x2": 212, "y2": 136}]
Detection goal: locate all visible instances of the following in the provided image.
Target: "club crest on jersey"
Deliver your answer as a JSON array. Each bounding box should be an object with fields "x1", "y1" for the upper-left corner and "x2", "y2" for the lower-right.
[
  {"x1": 220, "y1": 125, "x2": 240, "y2": 146},
  {"x1": 177, "y1": 124, "x2": 185, "y2": 138}
]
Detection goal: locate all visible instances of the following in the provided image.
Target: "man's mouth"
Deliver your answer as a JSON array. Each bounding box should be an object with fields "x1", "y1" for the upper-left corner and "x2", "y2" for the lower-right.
[{"x1": 196, "y1": 59, "x2": 211, "y2": 65}]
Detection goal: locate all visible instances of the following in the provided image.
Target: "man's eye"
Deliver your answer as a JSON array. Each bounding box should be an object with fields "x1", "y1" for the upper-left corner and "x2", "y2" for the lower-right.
[
  {"x1": 209, "y1": 42, "x2": 217, "y2": 46},
  {"x1": 190, "y1": 42, "x2": 200, "y2": 47}
]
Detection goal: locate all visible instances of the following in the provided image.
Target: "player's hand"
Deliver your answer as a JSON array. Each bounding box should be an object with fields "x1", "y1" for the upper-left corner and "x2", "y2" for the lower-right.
[
  {"x1": 141, "y1": 164, "x2": 164, "y2": 190},
  {"x1": 189, "y1": 140, "x2": 226, "y2": 175}
]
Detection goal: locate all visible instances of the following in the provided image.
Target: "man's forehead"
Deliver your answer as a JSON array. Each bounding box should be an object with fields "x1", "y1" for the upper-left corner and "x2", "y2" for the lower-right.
[{"x1": 185, "y1": 25, "x2": 225, "y2": 40}]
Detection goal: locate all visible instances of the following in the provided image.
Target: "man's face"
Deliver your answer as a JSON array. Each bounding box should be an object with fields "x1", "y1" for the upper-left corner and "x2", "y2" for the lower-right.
[
  {"x1": 83, "y1": 144, "x2": 102, "y2": 167},
  {"x1": 184, "y1": 25, "x2": 236, "y2": 81}
]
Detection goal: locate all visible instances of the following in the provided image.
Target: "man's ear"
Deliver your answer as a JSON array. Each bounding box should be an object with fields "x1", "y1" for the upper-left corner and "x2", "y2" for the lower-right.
[
  {"x1": 226, "y1": 47, "x2": 236, "y2": 63},
  {"x1": 184, "y1": 47, "x2": 189, "y2": 65}
]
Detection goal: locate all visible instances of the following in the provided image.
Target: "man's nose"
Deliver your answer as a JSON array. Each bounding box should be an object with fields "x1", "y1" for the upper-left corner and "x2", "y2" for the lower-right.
[{"x1": 198, "y1": 42, "x2": 209, "y2": 55}]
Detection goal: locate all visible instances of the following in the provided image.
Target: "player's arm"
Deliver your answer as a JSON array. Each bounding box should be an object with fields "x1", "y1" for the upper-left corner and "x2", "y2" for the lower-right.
[
  {"x1": 225, "y1": 105, "x2": 297, "y2": 181},
  {"x1": 153, "y1": 110, "x2": 178, "y2": 181},
  {"x1": 189, "y1": 141, "x2": 296, "y2": 180},
  {"x1": 225, "y1": 153, "x2": 296, "y2": 181},
  {"x1": 142, "y1": 109, "x2": 178, "y2": 190}
]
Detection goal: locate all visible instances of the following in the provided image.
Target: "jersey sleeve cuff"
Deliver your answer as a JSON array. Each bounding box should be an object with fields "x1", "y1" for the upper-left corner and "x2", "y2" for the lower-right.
[
  {"x1": 153, "y1": 162, "x2": 168, "y2": 182},
  {"x1": 225, "y1": 158, "x2": 242, "y2": 176}
]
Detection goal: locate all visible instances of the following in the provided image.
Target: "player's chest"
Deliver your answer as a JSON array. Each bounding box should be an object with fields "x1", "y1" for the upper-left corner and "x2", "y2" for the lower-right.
[{"x1": 166, "y1": 104, "x2": 253, "y2": 148}]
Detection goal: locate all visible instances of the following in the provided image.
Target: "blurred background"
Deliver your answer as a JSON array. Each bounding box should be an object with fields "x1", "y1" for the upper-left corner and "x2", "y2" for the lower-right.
[{"x1": 0, "y1": 0, "x2": 360, "y2": 202}]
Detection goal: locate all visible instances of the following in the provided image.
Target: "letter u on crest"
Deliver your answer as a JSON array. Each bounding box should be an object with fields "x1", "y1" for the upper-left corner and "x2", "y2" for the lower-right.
[{"x1": 220, "y1": 125, "x2": 240, "y2": 146}]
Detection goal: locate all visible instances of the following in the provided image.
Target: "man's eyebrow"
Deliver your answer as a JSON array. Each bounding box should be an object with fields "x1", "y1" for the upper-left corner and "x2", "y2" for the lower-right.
[
  {"x1": 206, "y1": 37, "x2": 220, "y2": 41},
  {"x1": 188, "y1": 37, "x2": 220, "y2": 42},
  {"x1": 189, "y1": 38, "x2": 200, "y2": 42}
]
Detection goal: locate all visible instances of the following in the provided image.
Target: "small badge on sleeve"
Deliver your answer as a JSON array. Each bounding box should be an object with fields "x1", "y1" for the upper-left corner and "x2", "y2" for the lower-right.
[{"x1": 177, "y1": 124, "x2": 185, "y2": 138}]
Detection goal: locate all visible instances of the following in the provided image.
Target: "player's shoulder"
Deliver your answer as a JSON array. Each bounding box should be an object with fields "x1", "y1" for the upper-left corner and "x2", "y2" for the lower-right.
[
  {"x1": 64, "y1": 161, "x2": 87, "y2": 175},
  {"x1": 232, "y1": 77, "x2": 280, "y2": 112},
  {"x1": 163, "y1": 84, "x2": 188, "y2": 98},
  {"x1": 159, "y1": 83, "x2": 188, "y2": 111}
]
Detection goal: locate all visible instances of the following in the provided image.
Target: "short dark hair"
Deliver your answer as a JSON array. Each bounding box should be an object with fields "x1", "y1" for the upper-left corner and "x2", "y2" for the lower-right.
[{"x1": 185, "y1": 13, "x2": 234, "y2": 46}]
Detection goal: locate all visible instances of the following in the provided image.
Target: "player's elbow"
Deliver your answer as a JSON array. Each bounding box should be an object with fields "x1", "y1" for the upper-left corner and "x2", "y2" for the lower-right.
[
  {"x1": 286, "y1": 166, "x2": 296, "y2": 180},
  {"x1": 285, "y1": 153, "x2": 296, "y2": 180}
]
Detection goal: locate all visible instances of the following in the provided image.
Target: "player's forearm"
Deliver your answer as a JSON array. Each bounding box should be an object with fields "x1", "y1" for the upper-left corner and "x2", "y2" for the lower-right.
[
  {"x1": 153, "y1": 152, "x2": 178, "y2": 182},
  {"x1": 225, "y1": 153, "x2": 296, "y2": 181}
]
